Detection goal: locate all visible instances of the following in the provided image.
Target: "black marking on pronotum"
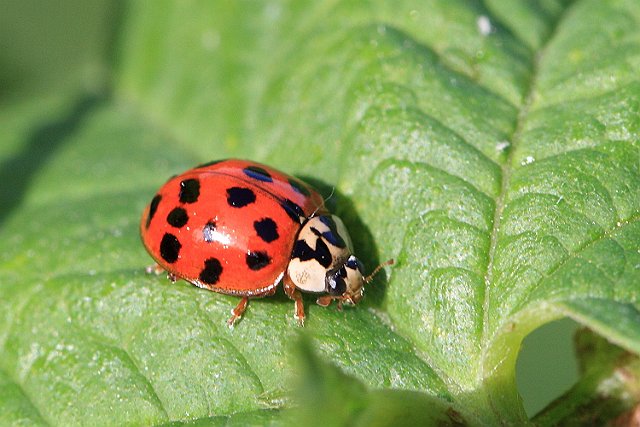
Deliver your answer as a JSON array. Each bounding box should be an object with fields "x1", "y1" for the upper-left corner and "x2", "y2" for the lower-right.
[
  {"x1": 196, "y1": 159, "x2": 225, "y2": 169},
  {"x1": 291, "y1": 237, "x2": 332, "y2": 268},
  {"x1": 317, "y1": 216, "x2": 347, "y2": 248},
  {"x1": 243, "y1": 165, "x2": 273, "y2": 182},
  {"x1": 280, "y1": 199, "x2": 305, "y2": 222},
  {"x1": 288, "y1": 178, "x2": 311, "y2": 197},
  {"x1": 160, "y1": 233, "x2": 181, "y2": 263},
  {"x1": 146, "y1": 194, "x2": 162, "y2": 228},
  {"x1": 199, "y1": 257, "x2": 223, "y2": 285},
  {"x1": 202, "y1": 221, "x2": 217, "y2": 243},
  {"x1": 166, "y1": 207, "x2": 189, "y2": 228},
  {"x1": 246, "y1": 251, "x2": 271, "y2": 271},
  {"x1": 226, "y1": 187, "x2": 256, "y2": 208},
  {"x1": 179, "y1": 178, "x2": 200, "y2": 203},
  {"x1": 254, "y1": 218, "x2": 279, "y2": 243}
]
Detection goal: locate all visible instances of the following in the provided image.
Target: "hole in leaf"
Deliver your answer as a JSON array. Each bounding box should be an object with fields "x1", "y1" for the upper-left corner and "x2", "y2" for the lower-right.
[{"x1": 516, "y1": 318, "x2": 581, "y2": 417}]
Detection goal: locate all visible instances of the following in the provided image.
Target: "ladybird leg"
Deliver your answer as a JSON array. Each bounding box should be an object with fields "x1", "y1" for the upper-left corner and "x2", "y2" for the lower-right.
[
  {"x1": 227, "y1": 297, "x2": 249, "y2": 328},
  {"x1": 283, "y1": 274, "x2": 305, "y2": 326},
  {"x1": 145, "y1": 264, "x2": 177, "y2": 283},
  {"x1": 316, "y1": 295, "x2": 333, "y2": 307},
  {"x1": 145, "y1": 263, "x2": 165, "y2": 275},
  {"x1": 262, "y1": 287, "x2": 278, "y2": 297}
]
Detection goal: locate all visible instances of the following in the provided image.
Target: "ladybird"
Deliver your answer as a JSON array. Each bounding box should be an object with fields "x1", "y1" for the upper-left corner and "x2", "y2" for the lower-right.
[{"x1": 140, "y1": 159, "x2": 393, "y2": 326}]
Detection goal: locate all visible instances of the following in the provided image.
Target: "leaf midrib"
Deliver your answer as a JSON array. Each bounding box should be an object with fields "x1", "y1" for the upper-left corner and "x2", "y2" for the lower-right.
[{"x1": 480, "y1": 3, "x2": 574, "y2": 366}]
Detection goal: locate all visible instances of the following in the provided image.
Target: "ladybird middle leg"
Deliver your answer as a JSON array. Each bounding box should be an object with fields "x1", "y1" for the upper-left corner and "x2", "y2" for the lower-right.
[{"x1": 283, "y1": 273, "x2": 305, "y2": 326}]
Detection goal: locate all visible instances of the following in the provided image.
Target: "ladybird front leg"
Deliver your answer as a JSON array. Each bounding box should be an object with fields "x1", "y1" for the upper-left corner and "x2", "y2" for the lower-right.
[
  {"x1": 317, "y1": 296, "x2": 344, "y2": 311},
  {"x1": 227, "y1": 296, "x2": 249, "y2": 328},
  {"x1": 316, "y1": 295, "x2": 333, "y2": 307},
  {"x1": 283, "y1": 273, "x2": 305, "y2": 326}
]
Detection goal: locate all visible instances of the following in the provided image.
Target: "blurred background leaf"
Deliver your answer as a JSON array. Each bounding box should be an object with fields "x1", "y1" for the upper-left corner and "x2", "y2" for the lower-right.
[{"x1": 0, "y1": 0, "x2": 116, "y2": 100}]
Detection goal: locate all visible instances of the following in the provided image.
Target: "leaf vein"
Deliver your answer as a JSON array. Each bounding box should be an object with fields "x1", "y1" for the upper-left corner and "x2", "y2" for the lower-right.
[
  {"x1": 81, "y1": 328, "x2": 171, "y2": 421},
  {"x1": 0, "y1": 366, "x2": 51, "y2": 426},
  {"x1": 540, "y1": 213, "x2": 640, "y2": 285}
]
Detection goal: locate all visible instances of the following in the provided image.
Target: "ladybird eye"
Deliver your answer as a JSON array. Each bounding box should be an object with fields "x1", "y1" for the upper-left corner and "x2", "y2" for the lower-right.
[
  {"x1": 326, "y1": 267, "x2": 347, "y2": 296},
  {"x1": 345, "y1": 256, "x2": 364, "y2": 273}
]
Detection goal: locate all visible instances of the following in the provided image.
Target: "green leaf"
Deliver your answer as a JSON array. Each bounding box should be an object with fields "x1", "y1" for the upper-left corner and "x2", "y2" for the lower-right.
[
  {"x1": 288, "y1": 337, "x2": 460, "y2": 427},
  {"x1": 1, "y1": 0, "x2": 639, "y2": 425}
]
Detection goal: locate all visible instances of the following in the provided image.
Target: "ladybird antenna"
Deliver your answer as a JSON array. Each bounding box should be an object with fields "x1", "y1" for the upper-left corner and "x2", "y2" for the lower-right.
[
  {"x1": 310, "y1": 186, "x2": 336, "y2": 218},
  {"x1": 364, "y1": 259, "x2": 395, "y2": 284},
  {"x1": 324, "y1": 186, "x2": 336, "y2": 203}
]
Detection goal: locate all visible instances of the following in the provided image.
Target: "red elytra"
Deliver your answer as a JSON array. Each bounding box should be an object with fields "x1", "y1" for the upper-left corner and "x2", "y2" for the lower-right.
[{"x1": 140, "y1": 159, "x2": 392, "y2": 326}]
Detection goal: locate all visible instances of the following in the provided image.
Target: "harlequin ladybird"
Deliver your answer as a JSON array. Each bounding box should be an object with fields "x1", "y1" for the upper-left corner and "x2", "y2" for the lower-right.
[{"x1": 140, "y1": 159, "x2": 393, "y2": 326}]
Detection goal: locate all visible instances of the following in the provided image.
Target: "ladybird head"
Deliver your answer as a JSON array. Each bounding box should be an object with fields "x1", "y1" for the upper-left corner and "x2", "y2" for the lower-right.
[
  {"x1": 288, "y1": 215, "x2": 393, "y2": 306},
  {"x1": 325, "y1": 255, "x2": 366, "y2": 304},
  {"x1": 288, "y1": 215, "x2": 354, "y2": 295}
]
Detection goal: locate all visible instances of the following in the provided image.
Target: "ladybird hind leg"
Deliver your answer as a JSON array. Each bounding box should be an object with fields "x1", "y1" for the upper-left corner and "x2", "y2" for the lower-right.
[
  {"x1": 283, "y1": 273, "x2": 305, "y2": 326},
  {"x1": 227, "y1": 287, "x2": 277, "y2": 328},
  {"x1": 227, "y1": 297, "x2": 249, "y2": 328},
  {"x1": 145, "y1": 263, "x2": 164, "y2": 275},
  {"x1": 145, "y1": 263, "x2": 177, "y2": 283}
]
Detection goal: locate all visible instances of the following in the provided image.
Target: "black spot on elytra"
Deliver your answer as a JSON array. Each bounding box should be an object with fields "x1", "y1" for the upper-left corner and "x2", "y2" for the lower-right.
[
  {"x1": 254, "y1": 218, "x2": 279, "y2": 243},
  {"x1": 288, "y1": 178, "x2": 311, "y2": 196},
  {"x1": 160, "y1": 233, "x2": 181, "y2": 263},
  {"x1": 246, "y1": 251, "x2": 271, "y2": 271},
  {"x1": 280, "y1": 199, "x2": 305, "y2": 222},
  {"x1": 291, "y1": 237, "x2": 332, "y2": 268},
  {"x1": 196, "y1": 159, "x2": 225, "y2": 169},
  {"x1": 166, "y1": 207, "x2": 188, "y2": 228},
  {"x1": 227, "y1": 186, "x2": 256, "y2": 208},
  {"x1": 179, "y1": 178, "x2": 200, "y2": 203},
  {"x1": 203, "y1": 221, "x2": 217, "y2": 243},
  {"x1": 146, "y1": 194, "x2": 162, "y2": 228},
  {"x1": 243, "y1": 165, "x2": 273, "y2": 182},
  {"x1": 199, "y1": 257, "x2": 223, "y2": 285}
]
